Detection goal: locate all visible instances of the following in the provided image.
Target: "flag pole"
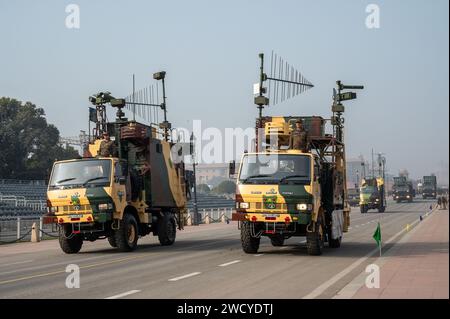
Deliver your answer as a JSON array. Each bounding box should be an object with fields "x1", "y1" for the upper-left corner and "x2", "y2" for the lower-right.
[{"x1": 379, "y1": 218, "x2": 382, "y2": 257}]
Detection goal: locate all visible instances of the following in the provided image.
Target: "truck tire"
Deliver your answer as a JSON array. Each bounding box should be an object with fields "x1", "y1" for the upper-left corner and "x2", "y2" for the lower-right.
[
  {"x1": 59, "y1": 225, "x2": 83, "y2": 254},
  {"x1": 306, "y1": 218, "x2": 324, "y2": 255},
  {"x1": 114, "y1": 213, "x2": 139, "y2": 252},
  {"x1": 270, "y1": 234, "x2": 285, "y2": 247},
  {"x1": 107, "y1": 235, "x2": 117, "y2": 248},
  {"x1": 158, "y1": 214, "x2": 176, "y2": 246},
  {"x1": 241, "y1": 221, "x2": 260, "y2": 254},
  {"x1": 378, "y1": 206, "x2": 386, "y2": 213}
]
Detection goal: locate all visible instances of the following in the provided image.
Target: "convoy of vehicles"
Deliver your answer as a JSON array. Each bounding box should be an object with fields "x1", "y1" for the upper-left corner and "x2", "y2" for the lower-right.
[{"x1": 46, "y1": 76, "x2": 191, "y2": 254}]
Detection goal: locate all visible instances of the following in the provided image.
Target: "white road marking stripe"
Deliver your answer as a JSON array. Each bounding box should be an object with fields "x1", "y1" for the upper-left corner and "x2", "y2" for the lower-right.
[
  {"x1": 280, "y1": 246, "x2": 289, "y2": 249},
  {"x1": 105, "y1": 290, "x2": 141, "y2": 299},
  {"x1": 168, "y1": 272, "x2": 201, "y2": 281},
  {"x1": 218, "y1": 260, "x2": 241, "y2": 267},
  {"x1": 0, "y1": 260, "x2": 33, "y2": 268},
  {"x1": 302, "y1": 215, "x2": 423, "y2": 299},
  {"x1": 254, "y1": 254, "x2": 264, "y2": 257}
]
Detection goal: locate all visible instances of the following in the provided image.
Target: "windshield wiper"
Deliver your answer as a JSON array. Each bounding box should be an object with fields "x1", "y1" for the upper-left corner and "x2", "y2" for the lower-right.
[
  {"x1": 279, "y1": 175, "x2": 309, "y2": 183},
  {"x1": 55, "y1": 177, "x2": 77, "y2": 184},
  {"x1": 241, "y1": 174, "x2": 272, "y2": 183},
  {"x1": 82, "y1": 176, "x2": 108, "y2": 186}
]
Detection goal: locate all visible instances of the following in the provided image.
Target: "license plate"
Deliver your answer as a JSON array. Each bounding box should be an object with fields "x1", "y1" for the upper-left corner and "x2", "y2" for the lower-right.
[
  {"x1": 69, "y1": 214, "x2": 83, "y2": 218},
  {"x1": 263, "y1": 214, "x2": 279, "y2": 218}
]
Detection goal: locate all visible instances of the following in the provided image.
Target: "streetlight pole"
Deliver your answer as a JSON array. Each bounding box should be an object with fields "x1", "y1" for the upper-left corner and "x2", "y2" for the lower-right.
[{"x1": 190, "y1": 133, "x2": 199, "y2": 225}]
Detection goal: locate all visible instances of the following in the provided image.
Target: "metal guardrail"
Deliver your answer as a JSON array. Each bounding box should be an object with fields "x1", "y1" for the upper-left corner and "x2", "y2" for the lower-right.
[{"x1": 0, "y1": 217, "x2": 58, "y2": 244}]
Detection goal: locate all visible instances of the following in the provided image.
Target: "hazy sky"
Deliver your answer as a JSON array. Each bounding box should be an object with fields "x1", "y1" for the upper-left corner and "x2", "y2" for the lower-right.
[{"x1": 0, "y1": 0, "x2": 448, "y2": 183}]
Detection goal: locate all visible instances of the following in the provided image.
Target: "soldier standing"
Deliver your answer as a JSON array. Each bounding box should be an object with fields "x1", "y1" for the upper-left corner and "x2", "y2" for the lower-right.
[
  {"x1": 289, "y1": 119, "x2": 309, "y2": 152},
  {"x1": 98, "y1": 132, "x2": 116, "y2": 157}
]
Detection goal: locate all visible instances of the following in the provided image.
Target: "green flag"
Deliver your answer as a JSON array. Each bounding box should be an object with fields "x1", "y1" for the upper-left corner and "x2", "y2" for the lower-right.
[{"x1": 373, "y1": 222, "x2": 381, "y2": 247}]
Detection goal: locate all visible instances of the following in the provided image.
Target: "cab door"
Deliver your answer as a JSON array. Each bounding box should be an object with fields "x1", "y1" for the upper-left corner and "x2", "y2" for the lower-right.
[{"x1": 111, "y1": 159, "x2": 127, "y2": 219}]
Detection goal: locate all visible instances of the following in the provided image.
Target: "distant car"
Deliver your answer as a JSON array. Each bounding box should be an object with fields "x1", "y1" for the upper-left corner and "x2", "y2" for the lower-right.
[{"x1": 348, "y1": 188, "x2": 360, "y2": 207}]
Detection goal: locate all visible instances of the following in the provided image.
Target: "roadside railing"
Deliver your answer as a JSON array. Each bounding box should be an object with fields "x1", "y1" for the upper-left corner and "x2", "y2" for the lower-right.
[
  {"x1": 0, "y1": 216, "x2": 58, "y2": 244},
  {"x1": 0, "y1": 194, "x2": 46, "y2": 211}
]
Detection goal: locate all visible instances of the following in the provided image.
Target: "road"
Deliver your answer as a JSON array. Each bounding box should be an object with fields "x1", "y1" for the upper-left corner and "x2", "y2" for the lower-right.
[{"x1": 0, "y1": 199, "x2": 438, "y2": 299}]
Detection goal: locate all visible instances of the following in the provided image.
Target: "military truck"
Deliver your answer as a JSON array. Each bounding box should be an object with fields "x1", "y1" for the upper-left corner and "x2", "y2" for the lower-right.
[
  {"x1": 347, "y1": 187, "x2": 360, "y2": 207},
  {"x1": 230, "y1": 77, "x2": 363, "y2": 255},
  {"x1": 422, "y1": 175, "x2": 437, "y2": 199},
  {"x1": 393, "y1": 176, "x2": 414, "y2": 203},
  {"x1": 359, "y1": 177, "x2": 386, "y2": 213},
  {"x1": 46, "y1": 76, "x2": 191, "y2": 254}
]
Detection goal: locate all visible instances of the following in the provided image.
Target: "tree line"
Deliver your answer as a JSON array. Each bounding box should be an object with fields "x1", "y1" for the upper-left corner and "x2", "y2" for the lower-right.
[{"x1": 0, "y1": 97, "x2": 79, "y2": 180}]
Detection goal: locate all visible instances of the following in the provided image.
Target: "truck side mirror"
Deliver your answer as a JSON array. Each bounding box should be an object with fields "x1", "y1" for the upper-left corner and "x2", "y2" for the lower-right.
[
  {"x1": 119, "y1": 177, "x2": 126, "y2": 185},
  {"x1": 229, "y1": 160, "x2": 236, "y2": 177}
]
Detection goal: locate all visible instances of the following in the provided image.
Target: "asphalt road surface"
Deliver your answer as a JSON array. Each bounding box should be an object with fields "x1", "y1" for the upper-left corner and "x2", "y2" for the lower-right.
[{"x1": 0, "y1": 199, "x2": 437, "y2": 299}]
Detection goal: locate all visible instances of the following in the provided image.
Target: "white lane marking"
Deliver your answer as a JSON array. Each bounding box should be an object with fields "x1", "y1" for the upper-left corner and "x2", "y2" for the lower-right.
[
  {"x1": 280, "y1": 246, "x2": 289, "y2": 249},
  {"x1": 218, "y1": 260, "x2": 241, "y2": 267},
  {"x1": 105, "y1": 290, "x2": 141, "y2": 299},
  {"x1": 254, "y1": 254, "x2": 264, "y2": 257},
  {"x1": 302, "y1": 216, "x2": 422, "y2": 299},
  {"x1": 0, "y1": 260, "x2": 34, "y2": 268},
  {"x1": 168, "y1": 272, "x2": 201, "y2": 281}
]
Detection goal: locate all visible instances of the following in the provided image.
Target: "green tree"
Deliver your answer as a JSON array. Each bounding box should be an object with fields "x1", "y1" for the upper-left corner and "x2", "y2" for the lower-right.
[
  {"x1": 0, "y1": 97, "x2": 79, "y2": 180},
  {"x1": 213, "y1": 180, "x2": 236, "y2": 194}
]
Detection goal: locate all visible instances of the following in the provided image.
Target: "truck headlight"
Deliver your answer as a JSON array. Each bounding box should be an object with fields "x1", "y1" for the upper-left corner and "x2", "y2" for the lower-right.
[
  {"x1": 48, "y1": 206, "x2": 58, "y2": 213},
  {"x1": 98, "y1": 203, "x2": 113, "y2": 210},
  {"x1": 239, "y1": 202, "x2": 250, "y2": 209},
  {"x1": 406, "y1": 195, "x2": 410, "y2": 198},
  {"x1": 297, "y1": 203, "x2": 312, "y2": 211},
  {"x1": 376, "y1": 198, "x2": 379, "y2": 202}
]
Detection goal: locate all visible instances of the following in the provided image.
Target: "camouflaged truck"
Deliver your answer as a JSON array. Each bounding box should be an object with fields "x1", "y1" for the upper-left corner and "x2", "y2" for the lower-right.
[
  {"x1": 230, "y1": 115, "x2": 350, "y2": 255},
  {"x1": 359, "y1": 177, "x2": 386, "y2": 213},
  {"x1": 46, "y1": 92, "x2": 190, "y2": 254}
]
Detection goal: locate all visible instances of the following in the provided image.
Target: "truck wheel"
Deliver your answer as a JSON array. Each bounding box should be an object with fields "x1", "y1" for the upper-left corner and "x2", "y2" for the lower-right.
[
  {"x1": 360, "y1": 205, "x2": 367, "y2": 214},
  {"x1": 114, "y1": 213, "x2": 139, "y2": 252},
  {"x1": 158, "y1": 214, "x2": 176, "y2": 246},
  {"x1": 306, "y1": 219, "x2": 324, "y2": 255},
  {"x1": 378, "y1": 206, "x2": 386, "y2": 213},
  {"x1": 59, "y1": 225, "x2": 83, "y2": 254},
  {"x1": 107, "y1": 236, "x2": 117, "y2": 248},
  {"x1": 270, "y1": 234, "x2": 285, "y2": 247},
  {"x1": 241, "y1": 221, "x2": 260, "y2": 254}
]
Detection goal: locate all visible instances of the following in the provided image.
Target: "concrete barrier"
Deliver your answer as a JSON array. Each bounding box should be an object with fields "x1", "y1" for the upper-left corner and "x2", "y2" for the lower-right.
[{"x1": 31, "y1": 222, "x2": 40, "y2": 242}]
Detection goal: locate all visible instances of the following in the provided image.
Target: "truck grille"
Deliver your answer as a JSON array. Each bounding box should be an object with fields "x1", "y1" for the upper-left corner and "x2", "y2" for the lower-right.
[{"x1": 61, "y1": 204, "x2": 92, "y2": 213}]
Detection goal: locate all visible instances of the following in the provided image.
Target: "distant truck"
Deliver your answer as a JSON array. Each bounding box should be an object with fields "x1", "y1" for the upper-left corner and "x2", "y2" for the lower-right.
[
  {"x1": 347, "y1": 188, "x2": 360, "y2": 207},
  {"x1": 393, "y1": 176, "x2": 414, "y2": 203},
  {"x1": 422, "y1": 175, "x2": 437, "y2": 199},
  {"x1": 359, "y1": 177, "x2": 386, "y2": 213}
]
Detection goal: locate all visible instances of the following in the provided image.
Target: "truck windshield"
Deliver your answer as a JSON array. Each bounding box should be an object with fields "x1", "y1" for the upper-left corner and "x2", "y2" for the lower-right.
[
  {"x1": 361, "y1": 186, "x2": 377, "y2": 194},
  {"x1": 239, "y1": 154, "x2": 311, "y2": 184},
  {"x1": 49, "y1": 160, "x2": 112, "y2": 190}
]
